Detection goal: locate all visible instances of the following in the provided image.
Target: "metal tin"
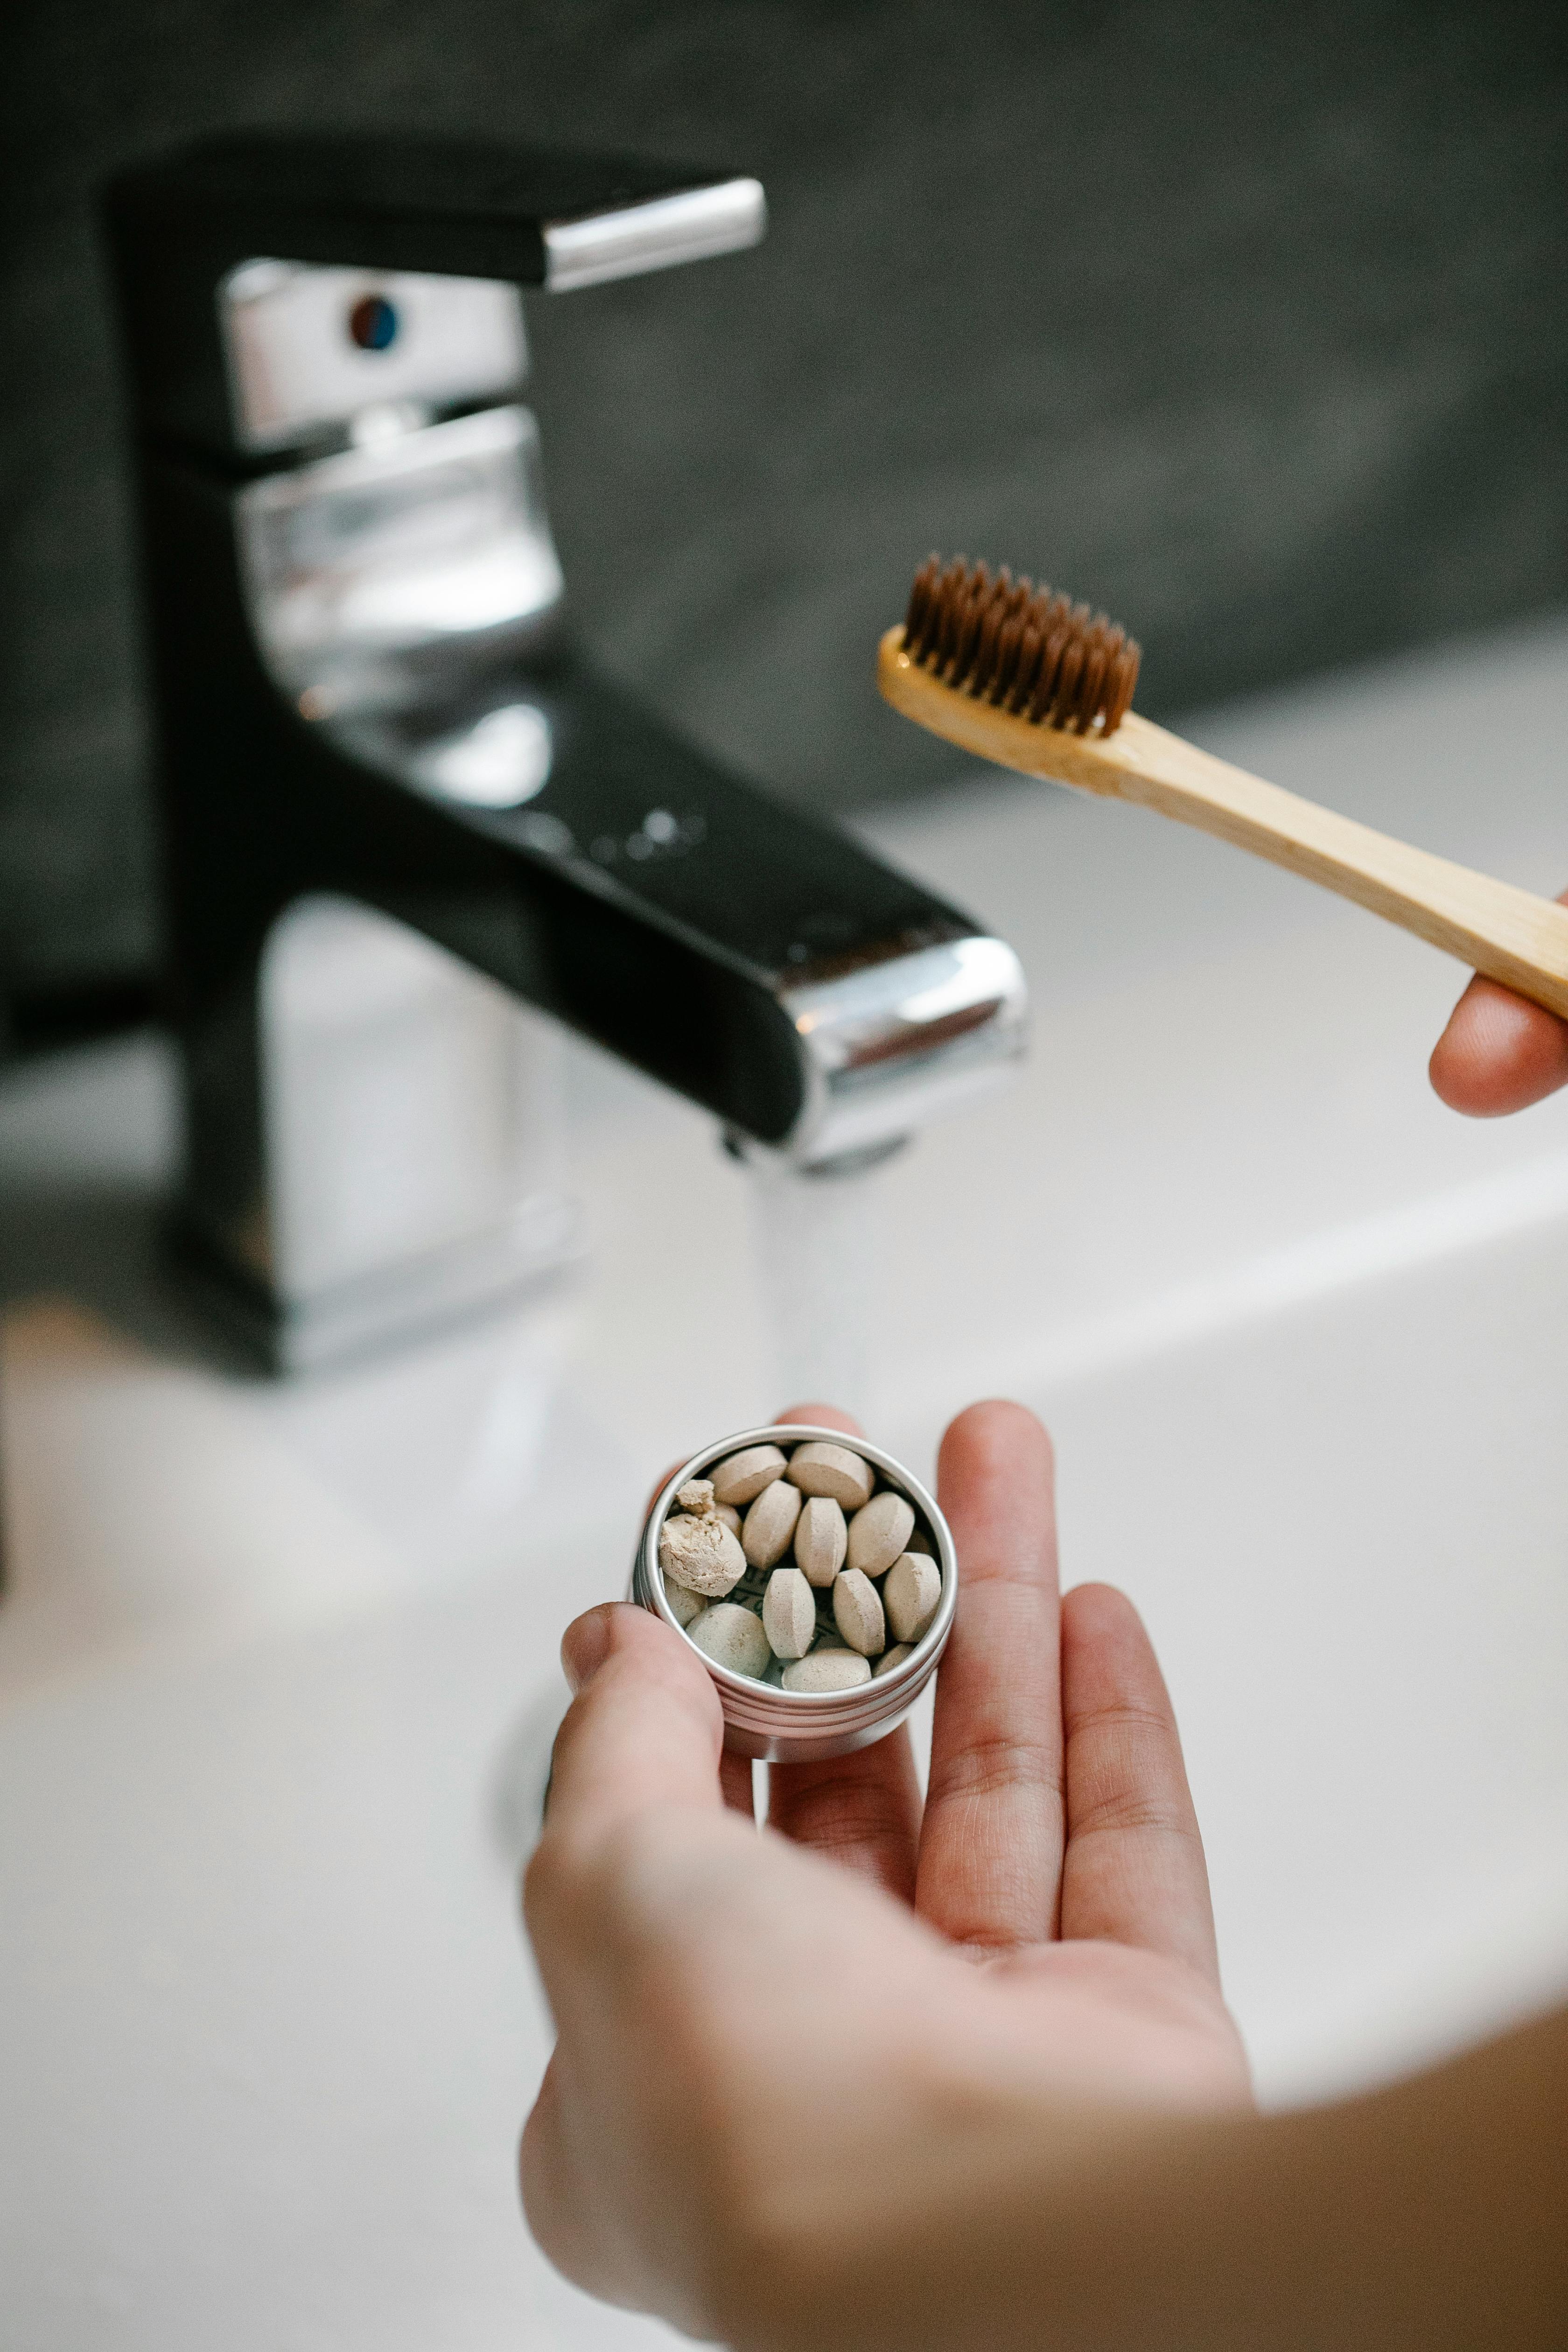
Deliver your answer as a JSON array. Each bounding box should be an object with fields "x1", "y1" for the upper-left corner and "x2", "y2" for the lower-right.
[{"x1": 631, "y1": 1423, "x2": 957, "y2": 1763}]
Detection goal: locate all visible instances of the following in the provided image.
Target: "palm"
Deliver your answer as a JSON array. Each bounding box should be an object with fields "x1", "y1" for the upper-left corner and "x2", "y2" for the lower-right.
[
  {"x1": 728, "y1": 1399, "x2": 1250, "y2": 2115},
  {"x1": 984, "y1": 1941, "x2": 1247, "y2": 2106}
]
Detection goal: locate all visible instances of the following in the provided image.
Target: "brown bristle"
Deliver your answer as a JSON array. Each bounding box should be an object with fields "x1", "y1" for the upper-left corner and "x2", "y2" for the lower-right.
[{"x1": 901, "y1": 555, "x2": 1140, "y2": 736}]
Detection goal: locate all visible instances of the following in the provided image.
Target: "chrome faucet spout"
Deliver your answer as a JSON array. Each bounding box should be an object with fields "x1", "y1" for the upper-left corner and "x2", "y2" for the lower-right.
[{"x1": 101, "y1": 135, "x2": 1026, "y2": 1370}]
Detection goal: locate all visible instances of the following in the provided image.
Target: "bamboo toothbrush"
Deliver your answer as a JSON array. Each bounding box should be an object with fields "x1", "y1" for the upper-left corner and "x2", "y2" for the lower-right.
[{"x1": 878, "y1": 556, "x2": 1568, "y2": 1021}]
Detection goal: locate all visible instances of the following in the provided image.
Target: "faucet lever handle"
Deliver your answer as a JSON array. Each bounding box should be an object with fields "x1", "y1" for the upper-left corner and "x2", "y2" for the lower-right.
[{"x1": 102, "y1": 134, "x2": 765, "y2": 457}]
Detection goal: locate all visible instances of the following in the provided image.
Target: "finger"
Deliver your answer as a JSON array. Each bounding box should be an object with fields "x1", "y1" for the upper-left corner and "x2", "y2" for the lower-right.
[
  {"x1": 917, "y1": 1400, "x2": 1064, "y2": 1950},
  {"x1": 536, "y1": 1604, "x2": 722, "y2": 1875},
  {"x1": 524, "y1": 1612, "x2": 759, "y2": 2321},
  {"x1": 765, "y1": 1724, "x2": 924, "y2": 1902},
  {"x1": 526, "y1": 1605, "x2": 727, "y2": 2057},
  {"x1": 644, "y1": 1451, "x2": 750, "y2": 1820},
  {"x1": 1430, "y1": 891, "x2": 1568, "y2": 1115},
  {"x1": 1057, "y1": 1582, "x2": 1220, "y2": 1984},
  {"x1": 1430, "y1": 974, "x2": 1568, "y2": 1113}
]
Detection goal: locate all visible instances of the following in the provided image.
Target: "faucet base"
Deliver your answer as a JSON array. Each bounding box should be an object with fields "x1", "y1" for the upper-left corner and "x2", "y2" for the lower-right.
[
  {"x1": 169, "y1": 895, "x2": 585, "y2": 1375},
  {"x1": 167, "y1": 1196, "x2": 583, "y2": 1376}
]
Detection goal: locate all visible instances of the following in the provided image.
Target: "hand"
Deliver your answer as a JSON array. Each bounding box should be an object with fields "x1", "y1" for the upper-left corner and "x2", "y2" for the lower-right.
[
  {"x1": 521, "y1": 1400, "x2": 1250, "y2": 2346},
  {"x1": 1430, "y1": 887, "x2": 1568, "y2": 1113}
]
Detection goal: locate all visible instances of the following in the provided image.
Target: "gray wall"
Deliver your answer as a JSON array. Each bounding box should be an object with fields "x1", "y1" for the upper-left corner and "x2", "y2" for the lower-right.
[{"x1": 3, "y1": 0, "x2": 1566, "y2": 1033}]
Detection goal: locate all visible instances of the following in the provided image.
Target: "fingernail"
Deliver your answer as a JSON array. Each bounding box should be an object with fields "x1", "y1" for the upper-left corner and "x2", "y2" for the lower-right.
[{"x1": 560, "y1": 1607, "x2": 615, "y2": 1695}]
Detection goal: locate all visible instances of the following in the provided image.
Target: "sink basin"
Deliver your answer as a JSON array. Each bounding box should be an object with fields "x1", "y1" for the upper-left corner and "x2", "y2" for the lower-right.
[{"x1": 4, "y1": 611, "x2": 1568, "y2": 2345}]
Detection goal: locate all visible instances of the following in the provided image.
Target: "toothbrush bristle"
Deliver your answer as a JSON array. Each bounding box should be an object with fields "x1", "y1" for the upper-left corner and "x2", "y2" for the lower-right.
[{"x1": 901, "y1": 554, "x2": 1140, "y2": 736}]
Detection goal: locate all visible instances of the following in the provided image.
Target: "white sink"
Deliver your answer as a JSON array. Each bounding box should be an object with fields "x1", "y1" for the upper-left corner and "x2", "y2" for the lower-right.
[{"x1": 4, "y1": 612, "x2": 1568, "y2": 2346}]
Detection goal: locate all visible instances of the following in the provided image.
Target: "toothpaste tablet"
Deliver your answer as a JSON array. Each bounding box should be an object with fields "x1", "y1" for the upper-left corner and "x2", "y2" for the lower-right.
[
  {"x1": 743, "y1": 1476, "x2": 803, "y2": 1569},
  {"x1": 662, "y1": 1574, "x2": 705, "y2": 1629},
  {"x1": 687, "y1": 1603, "x2": 773, "y2": 1679},
  {"x1": 710, "y1": 1445, "x2": 789, "y2": 1507},
  {"x1": 794, "y1": 1496, "x2": 848, "y2": 1587},
  {"x1": 784, "y1": 1442, "x2": 875, "y2": 1512},
  {"x1": 847, "y1": 1490, "x2": 914, "y2": 1577},
  {"x1": 883, "y1": 1552, "x2": 942, "y2": 1645},
  {"x1": 832, "y1": 1568, "x2": 886, "y2": 1657},
  {"x1": 762, "y1": 1568, "x2": 817, "y2": 1660},
  {"x1": 782, "y1": 1649, "x2": 873, "y2": 1693}
]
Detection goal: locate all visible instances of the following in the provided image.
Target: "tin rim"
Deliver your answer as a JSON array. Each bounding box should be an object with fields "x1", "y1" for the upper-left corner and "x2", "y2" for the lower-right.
[{"x1": 633, "y1": 1423, "x2": 957, "y2": 1736}]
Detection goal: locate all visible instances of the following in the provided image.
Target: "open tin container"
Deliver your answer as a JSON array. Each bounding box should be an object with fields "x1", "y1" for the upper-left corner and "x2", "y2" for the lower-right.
[{"x1": 630, "y1": 1423, "x2": 958, "y2": 1763}]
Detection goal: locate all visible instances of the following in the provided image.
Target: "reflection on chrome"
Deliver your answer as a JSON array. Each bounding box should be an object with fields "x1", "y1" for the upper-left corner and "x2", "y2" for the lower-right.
[
  {"x1": 237, "y1": 407, "x2": 565, "y2": 718},
  {"x1": 542, "y1": 177, "x2": 767, "y2": 292},
  {"x1": 779, "y1": 935, "x2": 1029, "y2": 1167},
  {"x1": 410, "y1": 701, "x2": 553, "y2": 807}
]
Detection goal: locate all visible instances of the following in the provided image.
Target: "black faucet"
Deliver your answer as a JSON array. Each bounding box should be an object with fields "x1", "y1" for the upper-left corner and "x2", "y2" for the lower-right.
[{"x1": 100, "y1": 135, "x2": 1026, "y2": 1370}]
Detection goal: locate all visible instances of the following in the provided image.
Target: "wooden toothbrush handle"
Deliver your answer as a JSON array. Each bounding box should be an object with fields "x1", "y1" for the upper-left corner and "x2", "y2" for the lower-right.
[
  {"x1": 877, "y1": 632, "x2": 1568, "y2": 1022},
  {"x1": 1091, "y1": 713, "x2": 1568, "y2": 1019}
]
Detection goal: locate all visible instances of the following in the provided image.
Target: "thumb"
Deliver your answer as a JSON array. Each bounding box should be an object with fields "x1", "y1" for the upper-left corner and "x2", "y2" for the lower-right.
[{"x1": 545, "y1": 1603, "x2": 725, "y2": 1861}]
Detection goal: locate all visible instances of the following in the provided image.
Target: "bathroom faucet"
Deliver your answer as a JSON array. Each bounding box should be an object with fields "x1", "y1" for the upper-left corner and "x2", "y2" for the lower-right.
[{"x1": 102, "y1": 135, "x2": 1027, "y2": 1370}]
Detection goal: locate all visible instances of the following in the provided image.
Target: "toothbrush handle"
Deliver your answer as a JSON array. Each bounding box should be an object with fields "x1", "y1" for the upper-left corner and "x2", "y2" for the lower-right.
[{"x1": 877, "y1": 631, "x2": 1568, "y2": 1022}]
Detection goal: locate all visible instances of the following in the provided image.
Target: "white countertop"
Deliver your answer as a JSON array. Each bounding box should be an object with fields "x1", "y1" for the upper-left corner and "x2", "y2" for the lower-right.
[{"x1": 4, "y1": 611, "x2": 1568, "y2": 2347}]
